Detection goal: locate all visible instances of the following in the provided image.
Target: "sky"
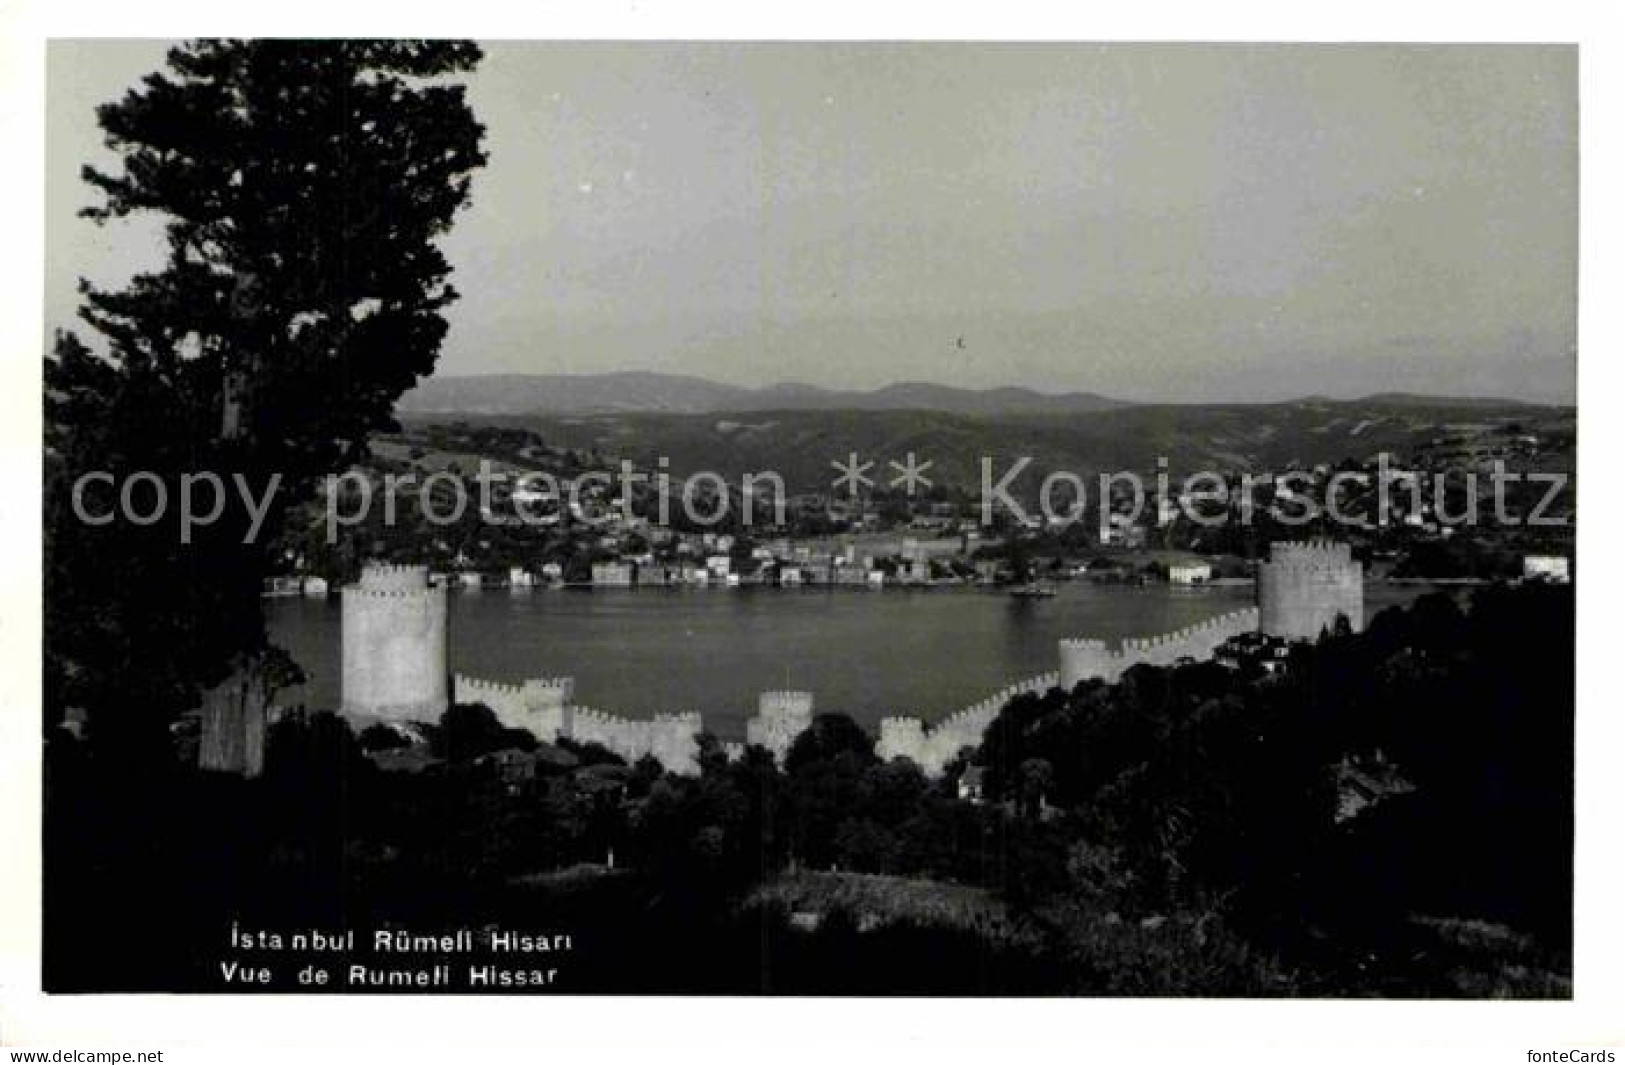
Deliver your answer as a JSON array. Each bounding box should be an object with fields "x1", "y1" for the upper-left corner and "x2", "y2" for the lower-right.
[{"x1": 45, "y1": 41, "x2": 1578, "y2": 403}]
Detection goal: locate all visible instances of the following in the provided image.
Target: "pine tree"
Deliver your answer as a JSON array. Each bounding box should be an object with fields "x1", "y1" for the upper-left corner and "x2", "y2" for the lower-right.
[{"x1": 45, "y1": 40, "x2": 487, "y2": 745}]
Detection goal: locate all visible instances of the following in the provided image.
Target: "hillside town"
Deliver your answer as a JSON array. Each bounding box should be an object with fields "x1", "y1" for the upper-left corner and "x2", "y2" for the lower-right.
[{"x1": 265, "y1": 415, "x2": 1574, "y2": 597}]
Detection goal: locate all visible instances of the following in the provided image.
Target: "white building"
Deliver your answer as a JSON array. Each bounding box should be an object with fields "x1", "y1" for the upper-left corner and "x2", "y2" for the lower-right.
[
  {"x1": 1167, "y1": 560, "x2": 1212, "y2": 585},
  {"x1": 1522, "y1": 555, "x2": 1571, "y2": 584},
  {"x1": 592, "y1": 561, "x2": 634, "y2": 586},
  {"x1": 957, "y1": 766, "x2": 986, "y2": 805}
]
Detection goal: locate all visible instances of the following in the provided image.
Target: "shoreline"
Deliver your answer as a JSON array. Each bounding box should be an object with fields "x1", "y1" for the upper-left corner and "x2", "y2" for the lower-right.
[{"x1": 268, "y1": 574, "x2": 1507, "y2": 598}]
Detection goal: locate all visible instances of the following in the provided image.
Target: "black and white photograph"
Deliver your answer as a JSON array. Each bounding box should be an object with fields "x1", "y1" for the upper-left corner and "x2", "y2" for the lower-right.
[{"x1": 3, "y1": 6, "x2": 1619, "y2": 1059}]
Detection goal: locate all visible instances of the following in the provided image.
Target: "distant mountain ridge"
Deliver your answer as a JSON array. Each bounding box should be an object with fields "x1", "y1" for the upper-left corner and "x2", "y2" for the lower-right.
[
  {"x1": 398, "y1": 372, "x2": 1132, "y2": 416},
  {"x1": 399, "y1": 371, "x2": 1564, "y2": 417},
  {"x1": 1348, "y1": 391, "x2": 1560, "y2": 410}
]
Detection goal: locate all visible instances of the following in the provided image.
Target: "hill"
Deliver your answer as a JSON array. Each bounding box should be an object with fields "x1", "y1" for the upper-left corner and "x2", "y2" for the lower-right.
[
  {"x1": 398, "y1": 372, "x2": 1129, "y2": 417},
  {"x1": 398, "y1": 397, "x2": 1574, "y2": 494}
]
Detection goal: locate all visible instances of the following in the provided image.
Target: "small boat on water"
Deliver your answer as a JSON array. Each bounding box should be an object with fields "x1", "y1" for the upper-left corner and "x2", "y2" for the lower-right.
[{"x1": 1008, "y1": 582, "x2": 1058, "y2": 600}]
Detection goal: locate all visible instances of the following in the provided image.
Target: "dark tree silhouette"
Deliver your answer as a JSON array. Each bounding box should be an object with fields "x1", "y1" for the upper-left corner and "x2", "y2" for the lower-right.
[
  {"x1": 784, "y1": 712, "x2": 878, "y2": 775},
  {"x1": 433, "y1": 703, "x2": 537, "y2": 762},
  {"x1": 45, "y1": 40, "x2": 486, "y2": 743}
]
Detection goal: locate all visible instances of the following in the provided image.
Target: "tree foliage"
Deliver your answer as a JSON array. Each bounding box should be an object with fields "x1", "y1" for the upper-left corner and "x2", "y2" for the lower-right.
[{"x1": 45, "y1": 40, "x2": 486, "y2": 739}]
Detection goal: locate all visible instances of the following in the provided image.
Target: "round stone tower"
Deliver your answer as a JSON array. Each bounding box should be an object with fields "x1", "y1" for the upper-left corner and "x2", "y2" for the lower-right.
[
  {"x1": 1257, "y1": 540, "x2": 1363, "y2": 641},
  {"x1": 341, "y1": 562, "x2": 449, "y2": 722}
]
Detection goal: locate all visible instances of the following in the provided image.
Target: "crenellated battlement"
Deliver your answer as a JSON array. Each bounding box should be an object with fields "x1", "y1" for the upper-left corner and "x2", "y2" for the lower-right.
[
  {"x1": 521, "y1": 677, "x2": 575, "y2": 705},
  {"x1": 354, "y1": 562, "x2": 433, "y2": 594},
  {"x1": 571, "y1": 705, "x2": 633, "y2": 730},
  {"x1": 343, "y1": 588, "x2": 442, "y2": 601},
  {"x1": 876, "y1": 717, "x2": 926, "y2": 762},
  {"x1": 449, "y1": 670, "x2": 706, "y2": 775},
  {"x1": 451, "y1": 674, "x2": 578, "y2": 740},
  {"x1": 454, "y1": 674, "x2": 525, "y2": 702},
  {"x1": 876, "y1": 671, "x2": 1062, "y2": 776},
  {"x1": 1058, "y1": 608, "x2": 1261, "y2": 689},
  {"x1": 1265, "y1": 540, "x2": 1355, "y2": 568},
  {"x1": 757, "y1": 691, "x2": 815, "y2": 714}
]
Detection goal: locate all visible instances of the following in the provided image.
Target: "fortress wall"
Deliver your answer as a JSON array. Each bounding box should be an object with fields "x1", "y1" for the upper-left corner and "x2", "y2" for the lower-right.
[
  {"x1": 453, "y1": 674, "x2": 528, "y2": 728},
  {"x1": 1059, "y1": 608, "x2": 1259, "y2": 688},
  {"x1": 570, "y1": 706, "x2": 654, "y2": 763},
  {"x1": 1059, "y1": 639, "x2": 1121, "y2": 688},
  {"x1": 524, "y1": 702, "x2": 571, "y2": 740},
  {"x1": 651, "y1": 712, "x2": 703, "y2": 775},
  {"x1": 521, "y1": 677, "x2": 575, "y2": 708},
  {"x1": 877, "y1": 716, "x2": 926, "y2": 763},
  {"x1": 440, "y1": 539, "x2": 1358, "y2": 782},
  {"x1": 561, "y1": 706, "x2": 704, "y2": 775},
  {"x1": 521, "y1": 677, "x2": 575, "y2": 739},
  {"x1": 395, "y1": 545, "x2": 1363, "y2": 785},
  {"x1": 348, "y1": 544, "x2": 1358, "y2": 784},
  {"x1": 879, "y1": 672, "x2": 1062, "y2": 777},
  {"x1": 1258, "y1": 541, "x2": 1363, "y2": 641},
  {"x1": 341, "y1": 565, "x2": 449, "y2": 722},
  {"x1": 1123, "y1": 608, "x2": 1260, "y2": 667},
  {"x1": 452, "y1": 674, "x2": 575, "y2": 739},
  {"x1": 451, "y1": 673, "x2": 704, "y2": 773}
]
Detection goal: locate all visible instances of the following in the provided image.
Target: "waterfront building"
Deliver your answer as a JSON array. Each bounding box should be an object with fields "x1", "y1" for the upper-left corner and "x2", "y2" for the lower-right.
[
  {"x1": 1167, "y1": 560, "x2": 1212, "y2": 585},
  {"x1": 591, "y1": 561, "x2": 634, "y2": 587},
  {"x1": 1523, "y1": 554, "x2": 1571, "y2": 583}
]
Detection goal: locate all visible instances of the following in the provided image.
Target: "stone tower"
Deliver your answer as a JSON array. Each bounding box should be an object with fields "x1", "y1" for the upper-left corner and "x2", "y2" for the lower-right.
[
  {"x1": 341, "y1": 562, "x2": 449, "y2": 722},
  {"x1": 1257, "y1": 540, "x2": 1363, "y2": 641},
  {"x1": 746, "y1": 691, "x2": 815, "y2": 763}
]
